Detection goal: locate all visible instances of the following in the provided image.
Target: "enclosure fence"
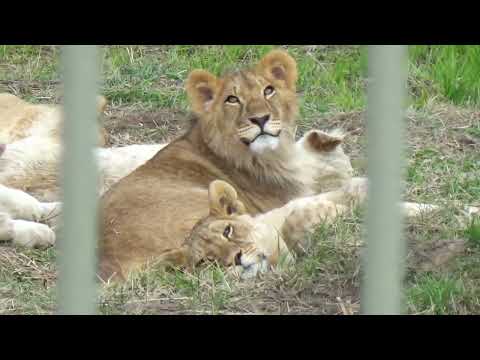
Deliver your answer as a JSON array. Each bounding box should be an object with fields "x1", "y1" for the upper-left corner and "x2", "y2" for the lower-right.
[{"x1": 57, "y1": 45, "x2": 407, "y2": 315}]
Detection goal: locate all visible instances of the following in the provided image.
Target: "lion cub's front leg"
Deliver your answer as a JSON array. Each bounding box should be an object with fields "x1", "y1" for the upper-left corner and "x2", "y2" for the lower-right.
[
  {"x1": 0, "y1": 184, "x2": 61, "y2": 223},
  {"x1": 319, "y1": 177, "x2": 480, "y2": 220},
  {"x1": 0, "y1": 184, "x2": 44, "y2": 221},
  {"x1": 0, "y1": 185, "x2": 60, "y2": 247},
  {"x1": 314, "y1": 176, "x2": 369, "y2": 208},
  {"x1": 254, "y1": 195, "x2": 349, "y2": 262},
  {"x1": 279, "y1": 196, "x2": 349, "y2": 257}
]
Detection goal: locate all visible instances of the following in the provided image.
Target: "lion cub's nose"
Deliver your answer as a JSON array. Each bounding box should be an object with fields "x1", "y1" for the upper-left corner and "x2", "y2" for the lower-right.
[
  {"x1": 249, "y1": 114, "x2": 270, "y2": 130},
  {"x1": 234, "y1": 251, "x2": 243, "y2": 266}
]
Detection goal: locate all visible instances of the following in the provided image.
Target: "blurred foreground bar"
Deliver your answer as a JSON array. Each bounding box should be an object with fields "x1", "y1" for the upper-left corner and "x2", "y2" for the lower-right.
[
  {"x1": 362, "y1": 46, "x2": 407, "y2": 315},
  {"x1": 58, "y1": 45, "x2": 99, "y2": 314}
]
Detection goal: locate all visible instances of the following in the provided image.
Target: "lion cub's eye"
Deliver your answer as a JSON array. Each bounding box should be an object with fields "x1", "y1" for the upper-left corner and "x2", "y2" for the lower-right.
[
  {"x1": 225, "y1": 95, "x2": 240, "y2": 104},
  {"x1": 264, "y1": 85, "x2": 275, "y2": 98},
  {"x1": 223, "y1": 225, "x2": 233, "y2": 239}
]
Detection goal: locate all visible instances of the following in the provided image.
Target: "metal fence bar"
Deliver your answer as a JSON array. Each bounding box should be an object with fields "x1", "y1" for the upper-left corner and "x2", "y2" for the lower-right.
[
  {"x1": 362, "y1": 45, "x2": 408, "y2": 314},
  {"x1": 57, "y1": 45, "x2": 99, "y2": 314}
]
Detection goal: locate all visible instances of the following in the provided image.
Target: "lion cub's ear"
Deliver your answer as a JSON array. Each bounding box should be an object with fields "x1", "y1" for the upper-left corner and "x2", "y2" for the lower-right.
[
  {"x1": 256, "y1": 49, "x2": 298, "y2": 91},
  {"x1": 208, "y1": 180, "x2": 246, "y2": 217},
  {"x1": 305, "y1": 130, "x2": 344, "y2": 152},
  {"x1": 186, "y1": 70, "x2": 221, "y2": 113}
]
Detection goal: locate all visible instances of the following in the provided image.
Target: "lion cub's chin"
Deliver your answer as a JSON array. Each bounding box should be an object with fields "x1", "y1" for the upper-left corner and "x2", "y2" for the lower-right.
[{"x1": 249, "y1": 135, "x2": 280, "y2": 154}]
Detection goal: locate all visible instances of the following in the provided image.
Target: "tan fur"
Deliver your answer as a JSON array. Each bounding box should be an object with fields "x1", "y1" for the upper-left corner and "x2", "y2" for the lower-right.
[
  {"x1": 0, "y1": 93, "x2": 108, "y2": 145},
  {"x1": 0, "y1": 94, "x2": 168, "y2": 250},
  {"x1": 0, "y1": 139, "x2": 166, "y2": 202},
  {"x1": 0, "y1": 93, "x2": 108, "y2": 201},
  {"x1": 0, "y1": 93, "x2": 125, "y2": 202},
  {"x1": 98, "y1": 49, "x2": 321, "y2": 281},
  {"x1": 0, "y1": 93, "x2": 108, "y2": 248},
  {"x1": 185, "y1": 180, "x2": 352, "y2": 279},
  {"x1": 182, "y1": 130, "x2": 356, "y2": 277},
  {"x1": 98, "y1": 54, "x2": 359, "y2": 282}
]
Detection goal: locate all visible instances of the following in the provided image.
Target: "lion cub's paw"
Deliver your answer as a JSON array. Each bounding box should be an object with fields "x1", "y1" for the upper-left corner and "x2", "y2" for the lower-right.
[
  {"x1": 12, "y1": 220, "x2": 56, "y2": 248},
  {"x1": 40, "y1": 202, "x2": 62, "y2": 229},
  {"x1": 0, "y1": 185, "x2": 44, "y2": 222},
  {"x1": 0, "y1": 212, "x2": 14, "y2": 241}
]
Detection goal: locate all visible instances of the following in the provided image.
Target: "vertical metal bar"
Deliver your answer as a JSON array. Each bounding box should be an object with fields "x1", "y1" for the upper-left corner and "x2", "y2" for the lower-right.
[
  {"x1": 362, "y1": 45, "x2": 408, "y2": 314},
  {"x1": 58, "y1": 45, "x2": 99, "y2": 314}
]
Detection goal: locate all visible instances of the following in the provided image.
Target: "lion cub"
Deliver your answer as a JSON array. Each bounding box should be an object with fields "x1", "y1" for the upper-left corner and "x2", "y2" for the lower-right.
[
  {"x1": 0, "y1": 93, "x2": 108, "y2": 247},
  {"x1": 0, "y1": 92, "x2": 108, "y2": 145},
  {"x1": 0, "y1": 93, "x2": 109, "y2": 201},
  {"x1": 169, "y1": 129, "x2": 359, "y2": 279}
]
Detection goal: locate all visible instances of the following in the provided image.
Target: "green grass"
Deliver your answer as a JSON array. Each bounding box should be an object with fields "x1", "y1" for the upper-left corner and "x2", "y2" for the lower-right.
[
  {"x1": 3, "y1": 45, "x2": 480, "y2": 113},
  {"x1": 1, "y1": 45, "x2": 480, "y2": 314},
  {"x1": 407, "y1": 274, "x2": 465, "y2": 314},
  {"x1": 466, "y1": 219, "x2": 480, "y2": 247},
  {"x1": 409, "y1": 46, "x2": 480, "y2": 107},
  {"x1": 98, "y1": 45, "x2": 368, "y2": 118}
]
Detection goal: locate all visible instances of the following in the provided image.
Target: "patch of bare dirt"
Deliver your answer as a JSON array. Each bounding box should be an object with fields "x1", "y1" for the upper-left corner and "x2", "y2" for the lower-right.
[
  {"x1": 225, "y1": 274, "x2": 360, "y2": 315},
  {"x1": 408, "y1": 238, "x2": 466, "y2": 272},
  {"x1": 103, "y1": 105, "x2": 189, "y2": 146}
]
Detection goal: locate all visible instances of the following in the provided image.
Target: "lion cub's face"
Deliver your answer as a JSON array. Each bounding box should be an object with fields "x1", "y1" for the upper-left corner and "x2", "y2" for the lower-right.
[
  {"x1": 181, "y1": 180, "x2": 267, "y2": 275},
  {"x1": 185, "y1": 50, "x2": 298, "y2": 156}
]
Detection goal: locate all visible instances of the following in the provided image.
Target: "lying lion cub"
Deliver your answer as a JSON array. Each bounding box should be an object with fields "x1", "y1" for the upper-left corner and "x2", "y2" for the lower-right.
[
  {"x1": 0, "y1": 142, "x2": 168, "y2": 247},
  {"x1": 0, "y1": 92, "x2": 108, "y2": 145},
  {"x1": 182, "y1": 179, "x2": 355, "y2": 279},
  {"x1": 0, "y1": 92, "x2": 108, "y2": 202},
  {"x1": 0, "y1": 92, "x2": 167, "y2": 246}
]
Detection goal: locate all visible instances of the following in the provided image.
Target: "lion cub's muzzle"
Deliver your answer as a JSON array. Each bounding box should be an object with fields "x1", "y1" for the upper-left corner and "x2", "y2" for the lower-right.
[
  {"x1": 238, "y1": 114, "x2": 282, "y2": 147},
  {"x1": 205, "y1": 248, "x2": 268, "y2": 279},
  {"x1": 232, "y1": 249, "x2": 269, "y2": 279}
]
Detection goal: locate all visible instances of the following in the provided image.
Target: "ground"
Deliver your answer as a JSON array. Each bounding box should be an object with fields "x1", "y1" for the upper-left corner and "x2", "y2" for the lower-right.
[{"x1": 0, "y1": 45, "x2": 479, "y2": 314}]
